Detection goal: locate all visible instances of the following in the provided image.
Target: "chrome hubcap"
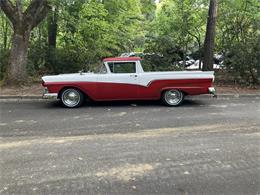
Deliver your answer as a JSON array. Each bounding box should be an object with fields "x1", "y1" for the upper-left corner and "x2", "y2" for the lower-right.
[
  {"x1": 62, "y1": 89, "x2": 80, "y2": 107},
  {"x1": 165, "y1": 90, "x2": 183, "y2": 105}
]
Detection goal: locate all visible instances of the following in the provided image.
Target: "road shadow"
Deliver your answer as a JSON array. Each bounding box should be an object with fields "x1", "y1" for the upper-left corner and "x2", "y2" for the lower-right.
[{"x1": 44, "y1": 98, "x2": 204, "y2": 109}]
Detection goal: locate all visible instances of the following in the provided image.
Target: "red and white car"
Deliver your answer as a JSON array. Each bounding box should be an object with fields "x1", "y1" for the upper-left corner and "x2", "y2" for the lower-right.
[{"x1": 42, "y1": 57, "x2": 216, "y2": 108}]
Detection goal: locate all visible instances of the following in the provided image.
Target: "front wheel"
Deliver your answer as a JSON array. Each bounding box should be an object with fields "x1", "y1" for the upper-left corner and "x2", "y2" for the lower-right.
[
  {"x1": 162, "y1": 89, "x2": 184, "y2": 106},
  {"x1": 60, "y1": 88, "x2": 84, "y2": 108}
]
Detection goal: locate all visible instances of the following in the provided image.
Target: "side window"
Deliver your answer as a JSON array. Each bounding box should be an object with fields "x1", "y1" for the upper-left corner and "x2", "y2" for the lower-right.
[
  {"x1": 108, "y1": 63, "x2": 114, "y2": 72},
  {"x1": 99, "y1": 63, "x2": 107, "y2": 74},
  {"x1": 108, "y1": 62, "x2": 136, "y2": 73}
]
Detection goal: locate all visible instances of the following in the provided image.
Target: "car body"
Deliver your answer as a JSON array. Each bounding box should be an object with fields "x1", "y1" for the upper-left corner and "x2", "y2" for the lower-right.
[
  {"x1": 42, "y1": 57, "x2": 216, "y2": 108},
  {"x1": 177, "y1": 56, "x2": 195, "y2": 67}
]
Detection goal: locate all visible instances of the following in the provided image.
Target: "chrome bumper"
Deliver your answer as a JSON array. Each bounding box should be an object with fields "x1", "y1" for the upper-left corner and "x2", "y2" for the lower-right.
[
  {"x1": 42, "y1": 88, "x2": 58, "y2": 99},
  {"x1": 43, "y1": 93, "x2": 58, "y2": 99},
  {"x1": 208, "y1": 87, "x2": 217, "y2": 98}
]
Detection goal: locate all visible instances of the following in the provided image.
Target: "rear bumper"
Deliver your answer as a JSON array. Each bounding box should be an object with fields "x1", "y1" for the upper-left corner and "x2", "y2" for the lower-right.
[
  {"x1": 208, "y1": 87, "x2": 217, "y2": 97},
  {"x1": 43, "y1": 93, "x2": 58, "y2": 99},
  {"x1": 42, "y1": 88, "x2": 58, "y2": 99}
]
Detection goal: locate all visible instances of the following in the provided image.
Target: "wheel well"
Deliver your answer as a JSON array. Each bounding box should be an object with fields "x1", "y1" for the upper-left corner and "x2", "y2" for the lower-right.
[{"x1": 58, "y1": 87, "x2": 88, "y2": 99}]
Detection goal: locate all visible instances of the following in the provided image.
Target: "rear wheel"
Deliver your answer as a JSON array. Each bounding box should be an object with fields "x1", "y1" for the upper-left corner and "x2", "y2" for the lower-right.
[
  {"x1": 60, "y1": 88, "x2": 84, "y2": 108},
  {"x1": 162, "y1": 89, "x2": 184, "y2": 106}
]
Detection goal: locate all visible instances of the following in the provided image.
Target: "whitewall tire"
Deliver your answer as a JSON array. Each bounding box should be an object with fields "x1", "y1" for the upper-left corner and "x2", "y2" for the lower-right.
[
  {"x1": 162, "y1": 89, "x2": 184, "y2": 106},
  {"x1": 60, "y1": 88, "x2": 84, "y2": 108}
]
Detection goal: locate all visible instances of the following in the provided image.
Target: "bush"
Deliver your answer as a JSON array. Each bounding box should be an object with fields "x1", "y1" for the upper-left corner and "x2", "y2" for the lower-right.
[
  {"x1": 45, "y1": 47, "x2": 86, "y2": 74},
  {"x1": 223, "y1": 38, "x2": 260, "y2": 86},
  {"x1": 142, "y1": 54, "x2": 184, "y2": 72},
  {"x1": 27, "y1": 44, "x2": 92, "y2": 76}
]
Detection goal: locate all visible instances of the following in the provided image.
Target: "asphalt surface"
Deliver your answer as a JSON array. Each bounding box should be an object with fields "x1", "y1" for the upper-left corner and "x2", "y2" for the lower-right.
[{"x1": 0, "y1": 97, "x2": 260, "y2": 195}]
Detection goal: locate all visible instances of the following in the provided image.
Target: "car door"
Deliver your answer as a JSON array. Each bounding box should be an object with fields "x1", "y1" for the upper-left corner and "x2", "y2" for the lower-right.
[{"x1": 95, "y1": 61, "x2": 139, "y2": 100}]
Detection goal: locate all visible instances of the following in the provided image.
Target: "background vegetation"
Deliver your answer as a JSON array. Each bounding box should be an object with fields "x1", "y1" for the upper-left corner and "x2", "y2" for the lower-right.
[{"x1": 0, "y1": 0, "x2": 259, "y2": 86}]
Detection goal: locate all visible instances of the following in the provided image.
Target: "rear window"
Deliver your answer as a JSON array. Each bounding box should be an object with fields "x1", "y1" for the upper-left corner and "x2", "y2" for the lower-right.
[{"x1": 108, "y1": 62, "x2": 136, "y2": 73}]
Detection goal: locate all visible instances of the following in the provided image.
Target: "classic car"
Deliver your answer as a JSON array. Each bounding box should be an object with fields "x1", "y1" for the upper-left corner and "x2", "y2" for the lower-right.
[{"x1": 42, "y1": 57, "x2": 216, "y2": 108}]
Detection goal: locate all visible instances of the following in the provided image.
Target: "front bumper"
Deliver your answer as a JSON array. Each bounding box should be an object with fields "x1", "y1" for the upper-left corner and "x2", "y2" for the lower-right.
[
  {"x1": 208, "y1": 87, "x2": 217, "y2": 97},
  {"x1": 42, "y1": 88, "x2": 58, "y2": 99}
]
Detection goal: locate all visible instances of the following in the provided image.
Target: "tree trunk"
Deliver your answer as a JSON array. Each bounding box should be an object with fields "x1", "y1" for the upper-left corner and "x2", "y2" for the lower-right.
[
  {"x1": 6, "y1": 30, "x2": 30, "y2": 84},
  {"x1": 202, "y1": 0, "x2": 218, "y2": 71},
  {"x1": 47, "y1": 9, "x2": 58, "y2": 48},
  {"x1": 46, "y1": 8, "x2": 58, "y2": 72},
  {"x1": 0, "y1": 0, "x2": 50, "y2": 85}
]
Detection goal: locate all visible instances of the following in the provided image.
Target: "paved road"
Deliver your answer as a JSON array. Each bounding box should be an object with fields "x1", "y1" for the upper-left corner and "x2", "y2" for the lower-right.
[{"x1": 0, "y1": 97, "x2": 260, "y2": 194}]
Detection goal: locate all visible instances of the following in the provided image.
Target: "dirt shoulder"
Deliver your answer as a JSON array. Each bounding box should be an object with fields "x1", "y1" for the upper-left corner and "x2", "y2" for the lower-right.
[
  {"x1": 215, "y1": 84, "x2": 260, "y2": 95},
  {"x1": 0, "y1": 83, "x2": 259, "y2": 97},
  {"x1": 0, "y1": 83, "x2": 43, "y2": 96}
]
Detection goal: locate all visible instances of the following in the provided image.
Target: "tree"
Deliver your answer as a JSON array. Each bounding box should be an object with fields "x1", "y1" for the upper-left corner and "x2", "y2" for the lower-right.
[
  {"x1": 46, "y1": 4, "x2": 58, "y2": 71},
  {"x1": 0, "y1": 0, "x2": 50, "y2": 84},
  {"x1": 47, "y1": 6, "x2": 58, "y2": 48},
  {"x1": 145, "y1": 0, "x2": 207, "y2": 69},
  {"x1": 202, "y1": 0, "x2": 218, "y2": 71},
  {"x1": 217, "y1": 0, "x2": 259, "y2": 85}
]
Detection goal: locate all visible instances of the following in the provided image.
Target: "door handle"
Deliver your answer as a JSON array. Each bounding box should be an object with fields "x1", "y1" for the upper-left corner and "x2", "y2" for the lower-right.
[{"x1": 130, "y1": 75, "x2": 138, "y2": 77}]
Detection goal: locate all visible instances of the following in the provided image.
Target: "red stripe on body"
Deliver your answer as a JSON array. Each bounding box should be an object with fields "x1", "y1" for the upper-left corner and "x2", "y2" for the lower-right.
[
  {"x1": 43, "y1": 78, "x2": 213, "y2": 101},
  {"x1": 103, "y1": 57, "x2": 141, "y2": 62}
]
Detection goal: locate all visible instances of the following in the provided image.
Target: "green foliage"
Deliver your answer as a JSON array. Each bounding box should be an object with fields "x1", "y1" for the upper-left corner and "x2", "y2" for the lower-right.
[
  {"x1": 217, "y1": 0, "x2": 260, "y2": 85},
  {"x1": 224, "y1": 39, "x2": 259, "y2": 86},
  {"x1": 47, "y1": 0, "x2": 145, "y2": 73},
  {"x1": 0, "y1": 11, "x2": 11, "y2": 80},
  {"x1": 78, "y1": 2, "x2": 112, "y2": 62},
  {"x1": 145, "y1": 0, "x2": 207, "y2": 67},
  {"x1": 0, "y1": 0, "x2": 259, "y2": 85},
  {"x1": 27, "y1": 21, "x2": 48, "y2": 75}
]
